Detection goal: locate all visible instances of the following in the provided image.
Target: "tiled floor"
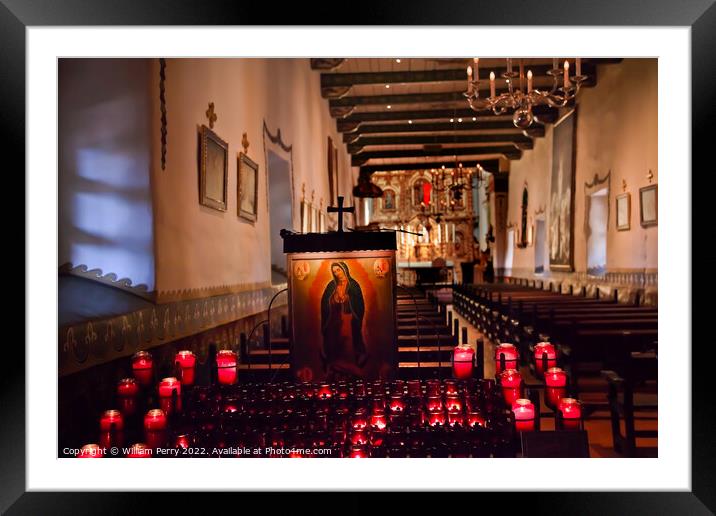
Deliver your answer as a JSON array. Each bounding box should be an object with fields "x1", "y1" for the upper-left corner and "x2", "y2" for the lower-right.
[{"x1": 447, "y1": 305, "x2": 658, "y2": 458}]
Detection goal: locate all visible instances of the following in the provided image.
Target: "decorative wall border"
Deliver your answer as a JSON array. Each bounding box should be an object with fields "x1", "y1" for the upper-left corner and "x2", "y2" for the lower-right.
[
  {"x1": 59, "y1": 263, "x2": 155, "y2": 301},
  {"x1": 156, "y1": 280, "x2": 272, "y2": 304},
  {"x1": 59, "y1": 284, "x2": 288, "y2": 377}
]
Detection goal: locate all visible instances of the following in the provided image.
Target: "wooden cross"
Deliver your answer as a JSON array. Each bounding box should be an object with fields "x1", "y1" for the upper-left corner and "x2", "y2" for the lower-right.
[
  {"x1": 327, "y1": 195, "x2": 354, "y2": 233},
  {"x1": 206, "y1": 102, "x2": 217, "y2": 129}
]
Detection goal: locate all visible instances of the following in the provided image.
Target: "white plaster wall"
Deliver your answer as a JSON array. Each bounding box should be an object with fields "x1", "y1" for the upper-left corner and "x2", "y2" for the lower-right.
[
  {"x1": 507, "y1": 58, "x2": 658, "y2": 274},
  {"x1": 58, "y1": 58, "x2": 155, "y2": 289},
  {"x1": 151, "y1": 58, "x2": 353, "y2": 295}
]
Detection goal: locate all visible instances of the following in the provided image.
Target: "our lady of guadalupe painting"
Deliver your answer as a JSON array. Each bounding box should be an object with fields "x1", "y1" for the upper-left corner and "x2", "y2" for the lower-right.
[
  {"x1": 549, "y1": 109, "x2": 577, "y2": 271},
  {"x1": 288, "y1": 251, "x2": 396, "y2": 382}
]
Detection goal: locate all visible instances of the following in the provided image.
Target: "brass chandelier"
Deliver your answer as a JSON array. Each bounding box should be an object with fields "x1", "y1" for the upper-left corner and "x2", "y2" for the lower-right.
[{"x1": 464, "y1": 58, "x2": 588, "y2": 128}]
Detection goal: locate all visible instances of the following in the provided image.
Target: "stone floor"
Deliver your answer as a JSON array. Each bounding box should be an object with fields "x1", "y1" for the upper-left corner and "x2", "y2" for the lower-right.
[{"x1": 447, "y1": 305, "x2": 658, "y2": 458}]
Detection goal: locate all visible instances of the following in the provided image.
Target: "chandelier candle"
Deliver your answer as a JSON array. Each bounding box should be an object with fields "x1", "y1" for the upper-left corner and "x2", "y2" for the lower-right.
[
  {"x1": 467, "y1": 65, "x2": 473, "y2": 94},
  {"x1": 564, "y1": 60, "x2": 570, "y2": 89},
  {"x1": 527, "y1": 70, "x2": 533, "y2": 92}
]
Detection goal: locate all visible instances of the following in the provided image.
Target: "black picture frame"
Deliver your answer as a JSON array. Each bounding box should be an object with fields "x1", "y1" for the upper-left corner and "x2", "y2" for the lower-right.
[
  {"x1": 237, "y1": 152, "x2": 259, "y2": 223},
  {"x1": 12, "y1": 1, "x2": 715, "y2": 512},
  {"x1": 199, "y1": 124, "x2": 229, "y2": 212},
  {"x1": 639, "y1": 184, "x2": 658, "y2": 227}
]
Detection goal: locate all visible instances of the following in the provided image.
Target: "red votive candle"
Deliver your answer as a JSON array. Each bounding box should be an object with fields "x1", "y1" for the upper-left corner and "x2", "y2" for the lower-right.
[
  {"x1": 544, "y1": 367, "x2": 567, "y2": 387},
  {"x1": 533, "y1": 342, "x2": 557, "y2": 376},
  {"x1": 500, "y1": 369, "x2": 522, "y2": 404},
  {"x1": 175, "y1": 350, "x2": 196, "y2": 386},
  {"x1": 99, "y1": 409, "x2": 124, "y2": 432},
  {"x1": 216, "y1": 350, "x2": 238, "y2": 385},
  {"x1": 370, "y1": 412, "x2": 387, "y2": 430},
  {"x1": 117, "y1": 377, "x2": 139, "y2": 398},
  {"x1": 512, "y1": 398, "x2": 535, "y2": 420},
  {"x1": 452, "y1": 344, "x2": 475, "y2": 379},
  {"x1": 559, "y1": 397, "x2": 582, "y2": 430},
  {"x1": 544, "y1": 367, "x2": 568, "y2": 407},
  {"x1": 426, "y1": 379, "x2": 441, "y2": 397},
  {"x1": 428, "y1": 411, "x2": 446, "y2": 427},
  {"x1": 372, "y1": 395, "x2": 386, "y2": 413},
  {"x1": 352, "y1": 409, "x2": 368, "y2": 430},
  {"x1": 175, "y1": 434, "x2": 190, "y2": 449},
  {"x1": 158, "y1": 377, "x2": 181, "y2": 398},
  {"x1": 407, "y1": 379, "x2": 422, "y2": 397},
  {"x1": 389, "y1": 395, "x2": 405, "y2": 413},
  {"x1": 131, "y1": 351, "x2": 153, "y2": 386},
  {"x1": 143, "y1": 408, "x2": 167, "y2": 431},
  {"x1": 317, "y1": 383, "x2": 332, "y2": 399},
  {"x1": 350, "y1": 445, "x2": 367, "y2": 458},
  {"x1": 445, "y1": 396, "x2": 462, "y2": 412},
  {"x1": 494, "y1": 343, "x2": 518, "y2": 373},
  {"x1": 351, "y1": 430, "x2": 368, "y2": 446},
  {"x1": 448, "y1": 410, "x2": 465, "y2": 427},
  {"x1": 126, "y1": 443, "x2": 151, "y2": 458},
  {"x1": 426, "y1": 396, "x2": 443, "y2": 413},
  {"x1": 78, "y1": 444, "x2": 103, "y2": 458},
  {"x1": 444, "y1": 379, "x2": 458, "y2": 396},
  {"x1": 467, "y1": 410, "x2": 485, "y2": 428}
]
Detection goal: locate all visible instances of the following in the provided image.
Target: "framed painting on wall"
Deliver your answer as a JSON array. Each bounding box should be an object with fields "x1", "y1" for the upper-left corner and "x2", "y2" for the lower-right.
[
  {"x1": 548, "y1": 109, "x2": 577, "y2": 271},
  {"x1": 237, "y1": 152, "x2": 259, "y2": 222},
  {"x1": 199, "y1": 124, "x2": 228, "y2": 211},
  {"x1": 616, "y1": 192, "x2": 631, "y2": 230},
  {"x1": 639, "y1": 184, "x2": 658, "y2": 227}
]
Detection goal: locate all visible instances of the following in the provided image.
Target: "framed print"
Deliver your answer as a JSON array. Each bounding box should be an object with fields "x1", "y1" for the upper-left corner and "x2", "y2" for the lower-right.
[
  {"x1": 616, "y1": 192, "x2": 631, "y2": 230},
  {"x1": 237, "y1": 152, "x2": 259, "y2": 222},
  {"x1": 639, "y1": 184, "x2": 658, "y2": 227},
  {"x1": 18, "y1": 8, "x2": 712, "y2": 510},
  {"x1": 199, "y1": 124, "x2": 228, "y2": 211},
  {"x1": 548, "y1": 108, "x2": 577, "y2": 271}
]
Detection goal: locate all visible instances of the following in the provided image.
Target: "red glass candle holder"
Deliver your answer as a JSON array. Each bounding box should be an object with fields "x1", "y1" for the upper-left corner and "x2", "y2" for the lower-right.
[
  {"x1": 499, "y1": 368, "x2": 522, "y2": 389},
  {"x1": 407, "y1": 379, "x2": 422, "y2": 397},
  {"x1": 494, "y1": 343, "x2": 518, "y2": 374},
  {"x1": 447, "y1": 410, "x2": 465, "y2": 427},
  {"x1": 78, "y1": 444, "x2": 103, "y2": 458},
  {"x1": 512, "y1": 398, "x2": 535, "y2": 420},
  {"x1": 143, "y1": 408, "x2": 167, "y2": 431},
  {"x1": 349, "y1": 445, "x2": 367, "y2": 458},
  {"x1": 158, "y1": 377, "x2": 181, "y2": 398},
  {"x1": 175, "y1": 350, "x2": 197, "y2": 386},
  {"x1": 533, "y1": 342, "x2": 557, "y2": 376},
  {"x1": 544, "y1": 367, "x2": 567, "y2": 387},
  {"x1": 370, "y1": 412, "x2": 387, "y2": 430},
  {"x1": 467, "y1": 410, "x2": 485, "y2": 428},
  {"x1": 444, "y1": 379, "x2": 459, "y2": 396},
  {"x1": 452, "y1": 344, "x2": 475, "y2": 379},
  {"x1": 131, "y1": 351, "x2": 153, "y2": 386},
  {"x1": 428, "y1": 410, "x2": 446, "y2": 427},
  {"x1": 117, "y1": 377, "x2": 139, "y2": 398},
  {"x1": 99, "y1": 409, "x2": 124, "y2": 432},
  {"x1": 126, "y1": 443, "x2": 151, "y2": 458},
  {"x1": 317, "y1": 383, "x2": 332, "y2": 399},
  {"x1": 426, "y1": 379, "x2": 441, "y2": 397},
  {"x1": 388, "y1": 395, "x2": 405, "y2": 413},
  {"x1": 558, "y1": 397, "x2": 582, "y2": 430},
  {"x1": 352, "y1": 409, "x2": 368, "y2": 430},
  {"x1": 216, "y1": 350, "x2": 238, "y2": 385},
  {"x1": 445, "y1": 396, "x2": 462, "y2": 412},
  {"x1": 175, "y1": 434, "x2": 191, "y2": 449},
  {"x1": 426, "y1": 396, "x2": 443, "y2": 413},
  {"x1": 371, "y1": 395, "x2": 386, "y2": 413},
  {"x1": 351, "y1": 430, "x2": 368, "y2": 446}
]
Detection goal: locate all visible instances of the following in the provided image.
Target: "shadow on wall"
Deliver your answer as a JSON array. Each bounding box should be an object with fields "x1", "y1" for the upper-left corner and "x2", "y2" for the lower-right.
[{"x1": 58, "y1": 59, "x2": 155, "y2": 289}]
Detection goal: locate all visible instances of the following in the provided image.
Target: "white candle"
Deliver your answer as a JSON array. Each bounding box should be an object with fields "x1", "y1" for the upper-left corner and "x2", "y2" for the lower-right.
[
  {"x1": 576, "y1": 57, "x2": 581, "y2": 77},
  {"x1": 473, "y1": 58, "x2": 479, "y2": 81},
  {"x1": 563, "y1": 60, "x2": 570, "y2": 89},
  {"x1": 527, "y1": 70, "x2": 533, "y2": 92},
  {"x1": 506, "y1": 58, "x2": 512, "y2": 74},
  {"x1": 467, "y1": 65, "x2": 473, "y2": 94},
  {"x1": 489, "y1": 71, "x2": 496, "y2": 97}
]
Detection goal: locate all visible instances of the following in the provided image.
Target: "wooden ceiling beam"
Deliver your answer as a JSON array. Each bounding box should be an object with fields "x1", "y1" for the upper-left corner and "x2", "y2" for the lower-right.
[
  {"x1": 360, "y1": 158, "x2": 501, "y2": 174},
  {"x1": 342, "y1": 121, "x2": 545, "y2": 143},
  {"x1": 348, "y1": 133, "x2": 533, "y2": 153},
  {"x1": 352, "y1": 145, "x2": 522, "y2": 166}
]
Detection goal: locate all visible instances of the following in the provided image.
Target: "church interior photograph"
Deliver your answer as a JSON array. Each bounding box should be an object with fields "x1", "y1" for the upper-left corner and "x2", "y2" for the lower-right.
[{"x1": 58, "y1": 57, "x2": 658, "y2": 460}]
